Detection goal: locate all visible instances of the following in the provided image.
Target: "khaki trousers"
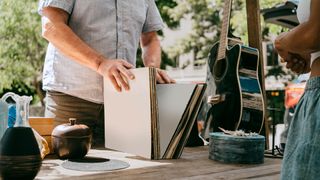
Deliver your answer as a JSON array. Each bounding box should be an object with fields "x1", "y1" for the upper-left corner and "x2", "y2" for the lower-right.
[{"x1": 45, "y1": 91, "x2": 104, "y2": 146}]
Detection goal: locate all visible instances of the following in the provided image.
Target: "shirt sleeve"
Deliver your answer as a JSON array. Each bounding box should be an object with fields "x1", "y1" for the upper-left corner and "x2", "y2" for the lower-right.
[
  {"x1": 142, "y1": 0, "x2": 165, "y2": 33},
  {"x1": 38, "y1": 0, "x2": 75, "y2": 16}
]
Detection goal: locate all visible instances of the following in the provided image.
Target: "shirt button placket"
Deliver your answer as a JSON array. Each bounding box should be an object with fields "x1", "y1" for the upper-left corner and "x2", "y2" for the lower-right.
[{"x1": 116, "y1": 0, "x2": 123, "y2": 60}]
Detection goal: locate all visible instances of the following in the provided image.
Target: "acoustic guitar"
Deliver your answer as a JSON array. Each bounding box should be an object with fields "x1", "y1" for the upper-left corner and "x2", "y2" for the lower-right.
[{"x1": 204, "y1": 0, "x2": 265, "y2": 133}]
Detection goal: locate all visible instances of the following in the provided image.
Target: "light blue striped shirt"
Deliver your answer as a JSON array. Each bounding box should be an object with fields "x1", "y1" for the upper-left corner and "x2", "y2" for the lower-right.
[{"x1": 38, "y1": 0, "x2": 164, "y2": 103}]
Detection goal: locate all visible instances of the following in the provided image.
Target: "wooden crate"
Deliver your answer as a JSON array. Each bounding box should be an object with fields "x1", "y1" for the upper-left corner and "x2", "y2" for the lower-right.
[{"x1": 29, "y1": 117, "x2": 54, "y2": 153}]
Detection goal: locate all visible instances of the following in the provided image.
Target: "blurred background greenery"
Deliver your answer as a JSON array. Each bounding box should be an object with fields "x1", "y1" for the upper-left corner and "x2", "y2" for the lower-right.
[{"x1": 0, "y1": 0, "x2": 289, "y2": 122}]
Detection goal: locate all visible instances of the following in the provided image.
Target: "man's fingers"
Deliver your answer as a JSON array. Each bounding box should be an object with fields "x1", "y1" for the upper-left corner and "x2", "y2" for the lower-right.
[
  {"x1": 160, "y1": 70, "x2": 175, "y2": 83},
  {"x1": 121, "y1": 60, "x2": 134, "y2": 69},
  {"x1": 159, "y1": 70, "x2": 172, "y2": 83},
  {"x1": 109, "y1": 75, "x2": 121, "y2": 92},
  {"x1": 156, "y1": 73, "x2": 165, "y2": 84},
  {"x1": 156, "y1": 69, "x2": 175, "y2": 84},
  {"x1": 112, "y1": 71, "x2": 129, "y2": 91},
  {"x1": 118, "y1": 66, "x2": 135, "y2": 80}
]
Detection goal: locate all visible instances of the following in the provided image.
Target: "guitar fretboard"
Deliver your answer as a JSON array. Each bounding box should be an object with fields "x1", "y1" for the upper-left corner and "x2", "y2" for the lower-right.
[{"x1": 217, "y1": 0, "x2": 232, "y2": 61}]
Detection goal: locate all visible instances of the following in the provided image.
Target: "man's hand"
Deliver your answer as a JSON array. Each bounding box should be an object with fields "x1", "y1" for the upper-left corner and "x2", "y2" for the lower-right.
[
  {"x1": 97, "y1": 58, "x2": 135, "y2": 92},
  {"x1": 140, "y1": 32, "x2": 175, "y2": 84},
  {"x1": 155, "y1": 68, "x2": 175, "y2": 84}
]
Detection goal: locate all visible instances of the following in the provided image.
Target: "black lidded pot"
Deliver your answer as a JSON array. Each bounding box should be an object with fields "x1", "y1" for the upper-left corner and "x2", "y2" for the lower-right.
[
  {"x1": 0, "y1": 127, "x2": 42, "y2": 180},
  {"x1": 52, "y1": 118, "x2": 92, "y2": 159}
]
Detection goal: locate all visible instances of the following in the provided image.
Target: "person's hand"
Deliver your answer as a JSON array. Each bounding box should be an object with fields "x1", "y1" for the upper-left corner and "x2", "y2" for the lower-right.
[
  {"x1": 284, "y1": 53, "x2": 311, "y2": 74},
  {"x1": 275, "y1": 32, "x2": 311, "y2": 74},
  {"x1": 97, "y1": 59, "x2": 135, "y2": 92},
  {"x1": 155, "y1": 68, "x2": 175, "y2": 84}
]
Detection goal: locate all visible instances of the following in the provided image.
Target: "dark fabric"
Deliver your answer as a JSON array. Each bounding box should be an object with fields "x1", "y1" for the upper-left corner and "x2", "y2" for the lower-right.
[{"x1": 186, "y1": 120, "x2": 204, "y2": 147}]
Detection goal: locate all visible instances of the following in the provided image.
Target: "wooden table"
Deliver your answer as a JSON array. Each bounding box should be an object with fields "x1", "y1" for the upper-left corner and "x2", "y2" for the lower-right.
[{"x1": 36, "y1": 146, "x2": 282, "y2": 180}]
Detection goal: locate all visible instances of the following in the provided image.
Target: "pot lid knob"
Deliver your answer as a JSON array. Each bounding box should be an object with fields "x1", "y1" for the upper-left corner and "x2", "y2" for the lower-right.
[{"x1": 69, "y1": 118, "x2": 76, "y2": 126}]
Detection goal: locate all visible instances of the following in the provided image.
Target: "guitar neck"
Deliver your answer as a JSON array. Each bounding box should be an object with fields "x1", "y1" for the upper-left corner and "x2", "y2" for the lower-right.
[{"x1": 217, "y1": 0, "x2": 232, "y2": 60}]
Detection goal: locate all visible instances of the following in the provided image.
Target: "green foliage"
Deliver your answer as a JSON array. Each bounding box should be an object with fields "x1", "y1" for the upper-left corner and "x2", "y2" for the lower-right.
[
  {"x1": 1, "y1": 80, "x2": 36, "y2": 100},
  {"x1": 0, "y1": 0, "x2": 46, "y2": 100},
  {"x1": 0, "y1": 0, "x2": 288, "y2": 103},
  {"x1": 0, "y1": 0, "x2": 177, "y2": 102},
  {"x1": 156, "y1": 0, "x2": 180, "y2": 29},
  {"x1": 165, "y1": 0, "x2": 222, "y2": 60},
  {"x1": 165, "y1": 0, "x2": 285, "y2": 62},
  {"x1": 136, "y1": 0, "x2": 179, "y2": 69},
  {"x1": 232, "y1": 0, "x2": 288, "y2": 41}
]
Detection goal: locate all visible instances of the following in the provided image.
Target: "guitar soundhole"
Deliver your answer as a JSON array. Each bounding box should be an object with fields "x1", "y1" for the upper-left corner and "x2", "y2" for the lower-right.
[{"x1": 213, "y1": 59, "x2": 228, "y2": 81}]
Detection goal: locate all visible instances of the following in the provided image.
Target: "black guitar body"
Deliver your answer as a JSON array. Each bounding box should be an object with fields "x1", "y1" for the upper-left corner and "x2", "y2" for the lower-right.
[
  {"x1": 208, "y1": 42, "x2": 242, "y2": 132},
  {"x1": 206, "y1": 41, "x2": 264, "y2": 133}
]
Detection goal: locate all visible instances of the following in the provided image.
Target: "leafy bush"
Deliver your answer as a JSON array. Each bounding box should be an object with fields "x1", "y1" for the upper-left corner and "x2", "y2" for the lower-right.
[{"x1": 0, "y1": 0, "x2": 47, "y2": 104}]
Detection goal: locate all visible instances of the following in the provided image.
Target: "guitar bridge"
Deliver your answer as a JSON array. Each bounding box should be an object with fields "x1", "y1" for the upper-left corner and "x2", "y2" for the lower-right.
[{"x1": 207, "y1": 94, "x2": 226, "y2": 105}]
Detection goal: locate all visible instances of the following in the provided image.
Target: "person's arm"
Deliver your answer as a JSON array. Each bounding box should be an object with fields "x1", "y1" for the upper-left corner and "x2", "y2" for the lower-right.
[
  {"x1": 140, "y1": 31, "x2": 175, "y2": 83},
  {"x1": 41, "y1": 7, "x2": 134, "y2": 92},
  {"x1": 141, "y1": 31, "x2": 161, "y2": 68},
  {"x1": 275, "y1": 0, "x2": 320, "y2": 56}
]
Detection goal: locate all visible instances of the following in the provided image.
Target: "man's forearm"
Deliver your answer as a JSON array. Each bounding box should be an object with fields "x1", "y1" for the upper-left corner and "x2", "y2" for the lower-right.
[
  {"x1": 140, "y1": 32, "x2": 175, "y2": 83},
  {"x1": 141, "y1": 32, "x2": 161, "y2": 68},
  {"x1": 41, "y1": 8, "x2": 103, "y2": 72}
]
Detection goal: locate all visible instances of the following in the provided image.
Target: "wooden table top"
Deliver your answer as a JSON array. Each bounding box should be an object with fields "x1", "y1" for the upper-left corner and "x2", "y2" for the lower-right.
[{"x1": 36, "y1": 146, "x2": 282, "y2": 180}]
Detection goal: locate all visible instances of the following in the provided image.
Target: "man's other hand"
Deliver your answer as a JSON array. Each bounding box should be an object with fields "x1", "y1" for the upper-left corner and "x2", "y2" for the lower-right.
[{"x1": 155, "y1": 68, "x2": 175, "y2": 84}]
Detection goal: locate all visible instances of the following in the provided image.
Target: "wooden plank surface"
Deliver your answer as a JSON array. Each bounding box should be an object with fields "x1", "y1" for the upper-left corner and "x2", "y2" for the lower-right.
[{"x1": 36, "y1": 146, "x2": 282, "y2": 180}]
